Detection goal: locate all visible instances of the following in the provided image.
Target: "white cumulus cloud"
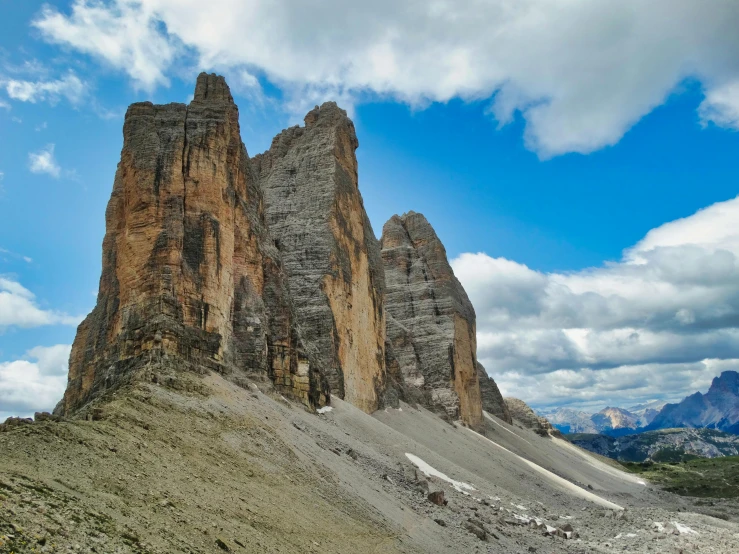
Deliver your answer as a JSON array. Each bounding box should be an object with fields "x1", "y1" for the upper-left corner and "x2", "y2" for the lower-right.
[
  {"x1": 31, "y1": 0, "x2": 739, "y2": 157},
  {"x1": 453, "y1": 195, "x2": 739, "y2": 409},
  {"x1": 28, "y1": 144, "x2": 61, "y2": 178},
  {"x1": 0, "y1": 276, "x2": 81, "y2": 328},
  {"x1": 0, "y1": 345, "x2": 71, "y2": 419}
]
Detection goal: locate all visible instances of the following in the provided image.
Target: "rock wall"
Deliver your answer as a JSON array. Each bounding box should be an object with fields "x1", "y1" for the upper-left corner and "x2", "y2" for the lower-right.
[
  {"x1": 477, "y1": 363, "x2": 512, "y2": 424},
  {"x1": 505, "y1": 398, "x2": 557, "y2": 435},
  {"x1": 381, "y1": 212, "x2": 483, "y2": 429},
  {"x1": 58, "y1": 74, "x2": 329, "y2": 416},
  {"x1": 254, "y1": 103, "x2": 386, "y2": 414}
]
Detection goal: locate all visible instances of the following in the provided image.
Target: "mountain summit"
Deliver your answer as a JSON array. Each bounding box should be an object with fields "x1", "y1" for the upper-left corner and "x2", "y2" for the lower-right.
[
  {"x1": 54, "y1": 73, "x2": 508, "y2": 430},
  {"x1": 647, "y1": 371, "x2": 739, "y2": 433}
]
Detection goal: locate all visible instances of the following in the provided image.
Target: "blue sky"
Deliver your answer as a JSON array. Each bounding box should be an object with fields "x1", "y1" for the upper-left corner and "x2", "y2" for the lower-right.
[{"x1": 3, "y1": 1, "x2": 739, "y2": 418}]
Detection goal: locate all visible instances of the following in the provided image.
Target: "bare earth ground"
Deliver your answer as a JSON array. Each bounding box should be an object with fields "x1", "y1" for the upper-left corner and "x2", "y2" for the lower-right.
[{"x1": 2, "y1": 371, "x2": 739, "y2": 553}]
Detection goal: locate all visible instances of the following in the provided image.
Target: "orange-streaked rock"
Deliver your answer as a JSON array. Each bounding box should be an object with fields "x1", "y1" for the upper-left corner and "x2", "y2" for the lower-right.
[{"x1": 58, "y1": 74, "x2": 328, "y2": 415}]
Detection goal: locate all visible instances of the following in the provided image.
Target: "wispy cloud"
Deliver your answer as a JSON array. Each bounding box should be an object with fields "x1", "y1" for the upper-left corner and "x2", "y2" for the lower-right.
[
  {"x1": 3, "y1": 71, "x2": 86, "y2": 105},
  {"x1": 28, "y1": 144, "x2": 61, "y2": 178},
  {"x1": 0, "y1": 247, "x2": 32, "y2": 264},
  {"x1": 699, "y1": 80, "x2": 739, "y2": 130}
]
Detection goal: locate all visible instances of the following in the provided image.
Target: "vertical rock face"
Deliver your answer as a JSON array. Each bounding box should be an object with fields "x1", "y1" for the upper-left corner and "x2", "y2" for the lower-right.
[
  {"x1": 477, "y1": 363, "x2": 512, "y2": 424},
  {"x1": 254, "y1": 103, "x2": 386, "y2": 413},
  {"x1": 381, "y1": 212, "x2": 483, "y2": 429},
  {"x1": 58, "y1": 74, "x2": 328, "y2": 416}
]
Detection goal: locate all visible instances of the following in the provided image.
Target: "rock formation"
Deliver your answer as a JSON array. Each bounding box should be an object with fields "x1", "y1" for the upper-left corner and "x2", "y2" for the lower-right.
[
  {"x1": 477, "y1": 363, "x2": 512, "y2": 424},
  {"x1": 505, "y1": 398, "x2": 557, "y2": 435},
  {"x1": 254, "y1": 104, "x2": 386, "y2": 413},
  {"x1": 381, "y1": 211, "x2": 483, "y2": 429},
  {"x1": 57, "y1": 74, "x2": 329, "y2": 415}
]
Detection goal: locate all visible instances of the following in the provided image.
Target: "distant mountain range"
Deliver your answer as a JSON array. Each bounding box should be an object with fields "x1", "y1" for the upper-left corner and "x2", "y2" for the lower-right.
[
  {"x1": 567, "y1": 428, "x2": 739, "y2": 462},
  {"x1": 540, "y1": 400, "x2": 665, "y2": 436},
  {"x1": 540, "y1": 371, "x2": 739, "y2": 437},
  {"x1": 646, "y1": 371, "x2": 739, "y2": 434}
]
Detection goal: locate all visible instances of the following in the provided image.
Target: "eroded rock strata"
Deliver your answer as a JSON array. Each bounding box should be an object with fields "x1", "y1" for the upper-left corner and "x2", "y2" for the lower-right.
[
  {"x1": 505, "y1": 398, "x2": 557, "y2": 435},
  {"x1": 477, "y1": 362, "x2": 512, "y2": 424},
  {"x1": 58, "y1": 74, "x2": 329, "y2": 415},
  {"x1": 254, "y1": 103, "x2": 387, "y2": 413},
  {"x1": 381, "y1": 212, "x2": 483, "y2": 429}
]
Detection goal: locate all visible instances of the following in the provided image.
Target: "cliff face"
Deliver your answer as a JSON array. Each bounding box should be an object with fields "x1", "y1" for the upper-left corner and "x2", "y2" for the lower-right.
[
  {"x1": 477, "y1": 363, "x2": 512, "y2": 424},
  {"x1": 254, "y1": 104, "x2": 386, "y2": 413},
  {"x1": 58, "y1": 74, "x2": 328, "y2": 415},
  {"x1": 380, "y1": 212, "x2": 483, "y2": 429}
]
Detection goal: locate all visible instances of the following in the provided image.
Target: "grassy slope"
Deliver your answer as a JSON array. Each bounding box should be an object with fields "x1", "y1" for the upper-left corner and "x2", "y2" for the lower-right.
[{"x1": 620, "y1": 456, "x2": 739, "y2": 498}]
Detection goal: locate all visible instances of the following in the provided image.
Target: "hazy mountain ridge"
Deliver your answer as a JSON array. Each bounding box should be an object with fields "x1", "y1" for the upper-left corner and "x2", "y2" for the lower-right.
[
  {"x1": 541, "y1": 402, "x2": 666, "y2": 436},
  {"x1": 543, "y1": 371, "x2": 739, "y2": 438},
  {"x1": 646, "y1": 371, "x2": 739, "y2": 434},
  {"x1": 567, "y1": 428, "x2": 739, "y2": 463}
]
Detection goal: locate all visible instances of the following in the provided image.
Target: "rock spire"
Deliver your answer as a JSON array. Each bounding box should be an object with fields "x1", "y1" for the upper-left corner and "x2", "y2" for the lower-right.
[{"x1": 381, "y1": 211, "x2": 483, "y2": 429}]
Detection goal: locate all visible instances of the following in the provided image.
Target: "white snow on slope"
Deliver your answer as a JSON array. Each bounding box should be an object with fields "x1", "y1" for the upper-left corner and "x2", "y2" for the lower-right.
[
  {"x1": 466, "y1": 429, "x2": 625, "y2": 510},
  {"x1": 316, "y1": 406, "x2": 333, "y2": 414},
  {"x1": 405, "y1": 453, "x2": 476, "y2": 493},
  {"x1": 673, "y1": 522, "x2": 699, "y2": 535},
  {"x1": 552, "y1": 435, "x2": 648, "y2": 486}
]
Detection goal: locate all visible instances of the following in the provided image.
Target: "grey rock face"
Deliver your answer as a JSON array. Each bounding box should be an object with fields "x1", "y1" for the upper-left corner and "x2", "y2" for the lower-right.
[
  {"x1": 477, "y1": 363, "x2": 512, "y2": 424},
  {"x1": 381, "y1": 212, "x2": 483, "y2": 429},
  {"x1": 254, "y1": 103, "x2": 387, "y2": 413}
]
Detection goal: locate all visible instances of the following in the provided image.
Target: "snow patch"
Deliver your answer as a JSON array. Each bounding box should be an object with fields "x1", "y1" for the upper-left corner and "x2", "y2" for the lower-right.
[
  {"x1": 673, "y1": 522, "x2": 698, "y2": 535},
  {"x1": 316, "y1": 406, "x2": 333, "y2": 414},
  {"x1": 466, "y1": 428, "x2": 624, "y2": 510},
  {"x1": 404, "y1": 453, "x2": 476, "y2": 493}
]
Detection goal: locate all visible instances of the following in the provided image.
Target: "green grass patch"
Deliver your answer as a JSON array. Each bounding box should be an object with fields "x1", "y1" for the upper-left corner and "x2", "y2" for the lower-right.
[{"x1": 620, "y1": 456, "x2": 739, "y2": 498}]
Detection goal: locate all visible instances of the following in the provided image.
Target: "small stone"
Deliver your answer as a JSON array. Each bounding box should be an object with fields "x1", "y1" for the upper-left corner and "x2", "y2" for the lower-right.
[
  {"x1": 215, "y1": 537, "x2": 231, "y2": 551},
  {"x1": 434, "y1": 519, "x2": 446, "y2": 527},
  {"x1": 463, "y1": 521, "x2": 487, "y2": 541}
]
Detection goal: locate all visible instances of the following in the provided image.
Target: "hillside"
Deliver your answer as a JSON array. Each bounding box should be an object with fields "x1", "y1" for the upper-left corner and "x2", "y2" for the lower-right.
[
  {"x1": 3, "y1": 372, "x2": 739, "y2": 553},
  {"x1": 621, "y1": 457, "x2": 739, "y2": 499},
  {"x1": 567, "y1": 428, "x2": 739, "y2": 463}
]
